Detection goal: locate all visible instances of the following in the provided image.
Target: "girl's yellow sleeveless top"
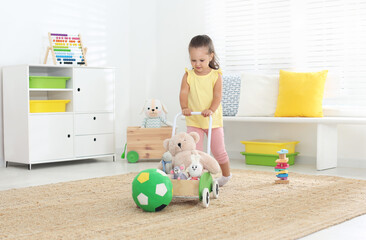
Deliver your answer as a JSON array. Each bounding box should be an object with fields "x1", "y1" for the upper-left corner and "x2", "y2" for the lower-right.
[{"x1": 185, "y1": 68, "x2": 223, "y2": 129}]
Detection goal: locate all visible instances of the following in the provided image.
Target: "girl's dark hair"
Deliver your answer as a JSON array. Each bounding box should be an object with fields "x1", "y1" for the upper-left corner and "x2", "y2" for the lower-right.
[{"x1": 189, "y1": 35, "x2": 220, "y2": 70}]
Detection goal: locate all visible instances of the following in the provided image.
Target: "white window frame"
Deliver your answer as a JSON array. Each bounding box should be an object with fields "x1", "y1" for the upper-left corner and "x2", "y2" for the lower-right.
[{"x1": 205, "y1": 0, "x2": 366, "y2": 117}]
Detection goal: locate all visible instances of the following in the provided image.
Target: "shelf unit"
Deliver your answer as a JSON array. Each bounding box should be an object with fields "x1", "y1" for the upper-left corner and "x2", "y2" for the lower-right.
[{"x1": 2, "y1": 65, "x2": 116, "y2": 169}]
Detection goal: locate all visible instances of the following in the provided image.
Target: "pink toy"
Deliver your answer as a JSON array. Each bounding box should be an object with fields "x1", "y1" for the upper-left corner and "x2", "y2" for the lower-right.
[{"x1": 171, "y1": 165, "x2": 188, "y2": 180}]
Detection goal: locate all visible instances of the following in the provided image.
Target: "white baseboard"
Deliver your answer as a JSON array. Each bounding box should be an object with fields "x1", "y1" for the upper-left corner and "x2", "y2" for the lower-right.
[
  {"x1": 337, "y1": 158, "x2": 366, "y2": 168},
  {"x1": 227, "y1": 150, "x2": 366, "y2": 169}
]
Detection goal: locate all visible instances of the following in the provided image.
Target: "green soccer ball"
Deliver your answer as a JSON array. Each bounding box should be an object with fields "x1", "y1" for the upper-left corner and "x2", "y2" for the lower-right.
[{"x1": 132, "y1": 168, "x2": 173, "y2": 212}]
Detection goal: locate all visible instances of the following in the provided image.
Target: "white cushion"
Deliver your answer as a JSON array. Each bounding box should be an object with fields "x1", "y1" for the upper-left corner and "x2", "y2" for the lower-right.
[{"x1": 236, "y1": 73, "x2": 279, "y2": 117}]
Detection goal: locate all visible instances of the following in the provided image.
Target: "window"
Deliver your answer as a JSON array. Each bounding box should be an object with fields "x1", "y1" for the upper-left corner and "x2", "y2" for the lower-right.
[{"x1": 205, "y1": 0, "x2": 366, "y2": 116}]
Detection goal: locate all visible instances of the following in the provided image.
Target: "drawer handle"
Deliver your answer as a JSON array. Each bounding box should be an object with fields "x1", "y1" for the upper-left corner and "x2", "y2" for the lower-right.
[
  {"x1": 67, "y1": 134, "x2": 71, "y2": 138},
  {"x1": 93, "y1": 117, "x2": 96, "y2": 120},
  {"x1": 94, "y1": 138, "x2": 96, "y2": 141},
  {"x1": 77, "y1": 88, "x2": 81, "y2": 92}
]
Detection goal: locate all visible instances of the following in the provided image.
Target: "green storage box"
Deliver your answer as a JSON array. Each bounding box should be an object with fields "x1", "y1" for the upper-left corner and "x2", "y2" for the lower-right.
[
  {"x1": 240, "y1": 152, "x2": 299, "y2": 166},
  {"x1": 29, "y1": 76, "x2": 71, "y2": 88}
]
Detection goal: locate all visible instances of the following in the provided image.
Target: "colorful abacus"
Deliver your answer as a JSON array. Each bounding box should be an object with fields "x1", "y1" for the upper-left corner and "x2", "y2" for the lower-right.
[
  {"x1": 275, "y1": 149, "x2": 290, "y2": 184},
  {"x1": 44, "y1": 32, "x2": 87, "y2": 66}
]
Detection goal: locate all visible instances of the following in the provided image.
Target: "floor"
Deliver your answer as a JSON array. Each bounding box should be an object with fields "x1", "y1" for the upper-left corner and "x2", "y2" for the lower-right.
[{"x1": 1, "y1": 157, "x2": 365, "y2": 239}]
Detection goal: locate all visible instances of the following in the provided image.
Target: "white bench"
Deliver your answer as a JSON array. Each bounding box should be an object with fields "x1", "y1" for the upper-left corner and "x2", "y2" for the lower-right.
[{"x1": 223, "y1": 116, "x2": 366, "y2": 171}]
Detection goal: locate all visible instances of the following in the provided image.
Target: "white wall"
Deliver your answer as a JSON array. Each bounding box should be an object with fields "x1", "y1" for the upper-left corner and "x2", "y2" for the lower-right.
[
  {"x1": 155, "y1": 0, "x2": 206, "y2": 116},
  {"x1": 127, "y1": 0, "x2": 206, "y2": 138},
  {"x1": 0, "y1": 0, "x2": 131, "y2": 167},
  {"x1": 127, "y1": 0, "x2": 206, "y2": 124},
  {"x1": 154, "y1": 0, "x2": 206, "y2": 135},
  {"x1": 0, "y1": 0, "x2": 204, "y2": 167},
  {"x1": 127, "y1": 0, "x2": 158, "y2": 125}
]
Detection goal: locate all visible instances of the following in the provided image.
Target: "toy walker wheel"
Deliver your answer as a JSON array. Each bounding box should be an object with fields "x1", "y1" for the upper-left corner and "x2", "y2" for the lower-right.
[
  {"x1": 212, "y1": 180, "x2": 219, "y2": 199},
  {"x1": 127, "y1": 151, "x2": 139, "y2": 163},
  {"x1": 202, "y1": 188, "x2": 210, "y2": 208}
]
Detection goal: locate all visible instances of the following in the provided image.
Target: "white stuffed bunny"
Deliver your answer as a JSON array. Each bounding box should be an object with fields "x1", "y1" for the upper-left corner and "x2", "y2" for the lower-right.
[
  {"x1": 141, "y1": 99, "x2": 172, "y2": 128},
  {"x1": 187, "y1": 153, "x2": 203, "y2": 180}
]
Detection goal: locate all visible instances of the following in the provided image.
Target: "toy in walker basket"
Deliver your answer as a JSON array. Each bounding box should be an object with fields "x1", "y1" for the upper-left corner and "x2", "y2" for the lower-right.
[{"x1": 168, "y1": 112, "x2": 220, "y2": 208}]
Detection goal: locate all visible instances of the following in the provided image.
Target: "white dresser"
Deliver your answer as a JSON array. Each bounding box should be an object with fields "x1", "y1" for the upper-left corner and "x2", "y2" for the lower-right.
[{"x1": 2, "y1": 65, "x2": 116, "y2": 169}]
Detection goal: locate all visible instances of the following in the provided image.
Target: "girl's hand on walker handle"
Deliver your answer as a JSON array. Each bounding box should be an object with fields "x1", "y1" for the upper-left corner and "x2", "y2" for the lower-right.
[
  {"x1": 182, "y1": 108, "x2": 192, "y2": 116},
  {"x1": 202, "y1": 109, "x2": 213, "y2": 117}
]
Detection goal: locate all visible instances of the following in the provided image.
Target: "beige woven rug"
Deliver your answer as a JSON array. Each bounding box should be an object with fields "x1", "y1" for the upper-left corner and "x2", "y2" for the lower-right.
[{"x1": 1, "y1": 169, "x2": 366, "y2": 240}]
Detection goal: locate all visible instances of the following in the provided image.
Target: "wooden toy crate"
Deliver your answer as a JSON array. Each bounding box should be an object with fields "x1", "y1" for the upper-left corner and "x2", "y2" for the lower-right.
[{"x1": 127, "y1": 126, "x2": 172, "y2": 160}]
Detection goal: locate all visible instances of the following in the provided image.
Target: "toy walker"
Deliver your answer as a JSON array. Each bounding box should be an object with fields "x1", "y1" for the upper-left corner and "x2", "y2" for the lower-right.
[{"x1": 170, "y1": 112, "x2": 219, "y2": 208}]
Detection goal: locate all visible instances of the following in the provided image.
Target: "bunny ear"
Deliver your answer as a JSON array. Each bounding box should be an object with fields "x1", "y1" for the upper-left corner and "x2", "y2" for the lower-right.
[
  {"x1": 163, "y1": 139, "x2": 170, "y2": 151},
  {"x1": 140, "y1": 99, "x2": 149, "y2": 114},
  {"x1": 162, "y1": 103, "x2": 168, "y2": 113},
  {"x1": 190, "y1": 153, "x2": 200, "y2": 163},
  {"x1": 180, "y1": 164, "x2": 185, "y2": 170}
]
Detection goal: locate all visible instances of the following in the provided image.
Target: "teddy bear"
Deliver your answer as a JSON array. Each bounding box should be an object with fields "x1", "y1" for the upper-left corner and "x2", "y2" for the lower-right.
[
  {"x1": 140, "y1": 99, "x2": 172, "y2": 128},
  {"x1": 157, "y1": 131, "x2": 221, "y2": 175}
]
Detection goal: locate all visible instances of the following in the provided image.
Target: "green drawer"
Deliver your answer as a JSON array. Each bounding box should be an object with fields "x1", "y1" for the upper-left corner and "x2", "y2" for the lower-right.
[
  {"x1": 29, "y1": 76, "x2": 70, "y2": 88},
  {"x1": 240, "y1": 152, "x2": 299, "y2": 166}
]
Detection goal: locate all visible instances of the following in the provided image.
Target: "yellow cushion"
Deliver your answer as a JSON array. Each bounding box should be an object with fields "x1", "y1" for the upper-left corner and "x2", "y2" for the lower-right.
[{"x1": 275, "y1": 70, "x2": 328, "y2": 117}]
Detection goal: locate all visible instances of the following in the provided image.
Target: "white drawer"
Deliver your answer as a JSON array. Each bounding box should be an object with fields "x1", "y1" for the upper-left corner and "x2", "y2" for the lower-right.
[
  {"x1": 75, "y1": 113, "x2": 114, "y2": 135},
  {"x1": 75, "y1": 134, "x2": 114, "y2": 157}
]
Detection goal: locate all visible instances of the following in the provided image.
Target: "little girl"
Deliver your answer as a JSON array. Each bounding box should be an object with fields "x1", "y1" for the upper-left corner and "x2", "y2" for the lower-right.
[{"x1": 179, "y1": 35, "x2": 232, "y2": 187}]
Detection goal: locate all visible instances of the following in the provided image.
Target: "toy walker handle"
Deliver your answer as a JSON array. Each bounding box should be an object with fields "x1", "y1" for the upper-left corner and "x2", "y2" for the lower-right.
[{"x1": 172, "y1": 112, "x2": 212, "y2": 155}]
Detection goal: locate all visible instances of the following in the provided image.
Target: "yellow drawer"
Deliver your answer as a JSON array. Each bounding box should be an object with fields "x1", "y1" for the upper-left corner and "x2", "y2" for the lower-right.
[
  {"x1": 240, "y1": 139, "x2": 299, "y2": 154},
  {"x1": 29, "y1": 100, "x2": 70, "y2": 113}
]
